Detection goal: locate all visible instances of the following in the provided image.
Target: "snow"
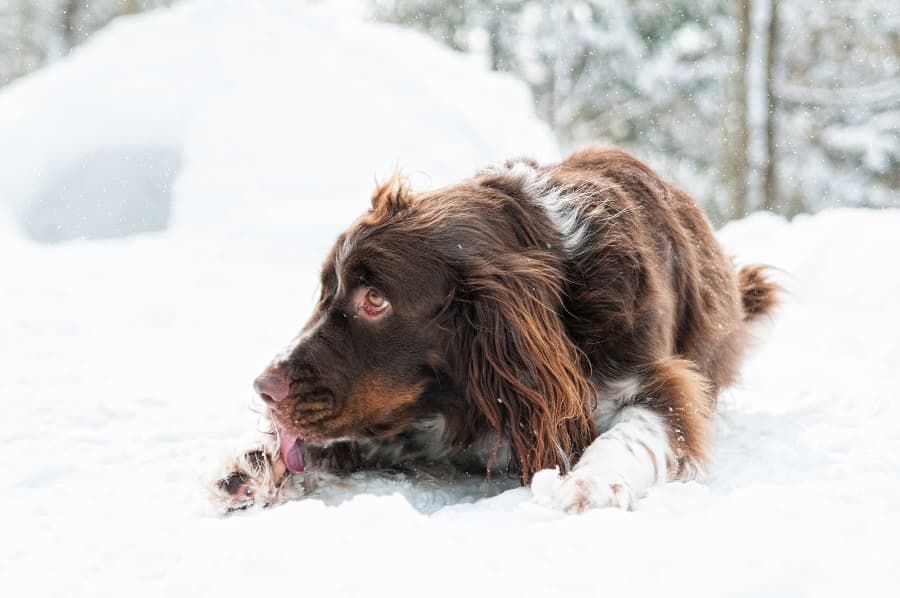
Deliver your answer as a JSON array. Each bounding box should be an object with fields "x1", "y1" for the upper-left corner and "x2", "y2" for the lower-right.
[
  {"x1": 3, "y1": 2, "x2": 900, "y2": 597},
  {"x1": 5, "y1": 205, "x2": 899, "y2": 597},
  {"x1": 0, "y1": 0, "x2": 558, "y2": 242}
]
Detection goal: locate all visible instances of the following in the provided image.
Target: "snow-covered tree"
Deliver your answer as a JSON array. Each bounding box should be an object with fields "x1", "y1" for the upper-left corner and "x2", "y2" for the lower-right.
[
  {"x1": 3, "y1": 0, "x2": 897, "y2": 220},
  {"x1": 0, "y1": 0, "x2": 173, "y2": 85},
  {"x1": 773, "y1": 0, "x2": 900, "y2": 213},
  {"x1": 372, "y1": 0, "x2": 899, "y2": 220},
  {"x1": 373, "y1": 0, "x2": 735, "y2": 217}
]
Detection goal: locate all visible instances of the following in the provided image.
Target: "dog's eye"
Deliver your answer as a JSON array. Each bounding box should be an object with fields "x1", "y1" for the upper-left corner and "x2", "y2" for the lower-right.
[
  {"x1": 367, "y1": 289, "x2": 386, "y2": 308},
  {"x1": 361, "y1": 288, "x2": 390, "y2": 317}
]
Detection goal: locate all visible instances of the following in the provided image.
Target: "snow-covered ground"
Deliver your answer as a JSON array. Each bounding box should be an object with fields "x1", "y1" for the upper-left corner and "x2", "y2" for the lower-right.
[
  {"x1": 3, "y1": 1, "x2": 900, "y2": 597},
  {"x1": 5, "y1": 203, "x2": 900, "y2": 597}
]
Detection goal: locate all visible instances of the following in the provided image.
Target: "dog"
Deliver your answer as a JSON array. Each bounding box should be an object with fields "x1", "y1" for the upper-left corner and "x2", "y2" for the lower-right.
[{"x1": 211, "y1": 147, "x2": 778, "y2": 514}]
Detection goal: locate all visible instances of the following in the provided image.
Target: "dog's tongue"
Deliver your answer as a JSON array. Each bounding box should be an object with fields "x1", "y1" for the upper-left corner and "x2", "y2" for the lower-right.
[{"x1": 278, "y1": 428, "x2": 305, "y2": 472}]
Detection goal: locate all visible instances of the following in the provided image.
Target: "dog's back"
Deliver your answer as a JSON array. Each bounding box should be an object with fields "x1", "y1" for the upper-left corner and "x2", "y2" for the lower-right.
[{"x1": 543, "y1": 147, "x2": 778, "y2": 393}]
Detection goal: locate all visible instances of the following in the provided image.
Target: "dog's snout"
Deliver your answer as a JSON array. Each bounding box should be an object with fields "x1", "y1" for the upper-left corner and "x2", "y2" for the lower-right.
[{"x1": 254, "y1": 371, "x2": 289, "y2": 404}]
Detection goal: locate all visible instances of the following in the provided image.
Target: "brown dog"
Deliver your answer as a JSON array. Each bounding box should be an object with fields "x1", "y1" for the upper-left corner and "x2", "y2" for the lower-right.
[{"x1": 211, "y1": 147, "x2": 778, "y2": 513}]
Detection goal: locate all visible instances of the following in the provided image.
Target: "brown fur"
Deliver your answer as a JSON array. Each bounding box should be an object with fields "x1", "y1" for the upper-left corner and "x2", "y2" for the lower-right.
[
  {"x1": 459, "y1": 243, "x2": 596, "y2": 479},
  {"x1": 341, "y1": 373, "x2": 426, "y2": 438},
  {"x1": 738, "y1": 264, "x2": 783, "y2": 321},
  {"x1": 639, "y1": 358, "x2": 713, "y2": 475},
  {"x1": 254, "y1": 146, "x2": 779, "y2": 487}
]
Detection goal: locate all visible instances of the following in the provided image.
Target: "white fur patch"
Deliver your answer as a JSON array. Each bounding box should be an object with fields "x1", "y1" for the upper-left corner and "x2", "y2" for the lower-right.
[
  {"x1": 602, "y1": 376, "x2": 643, "y2": 406},
  {"x1": 533, "y1": 405, "x2": 673, "y2": 513},
  {"x1": 488, "y1": 160, "x2": 590, "y2": 251},
  {"x1": 593, "y1": 375, "x2": 643, "y2": 432},
  {"x1": 208, "y1": 432, "x2": 302, "y2": 514},
  {"x1": 333, "y1": 230, "x2": 360, "y2": 297},
  {"x1": 483, "y1": 159, "x2": 633, "y2": 254}
]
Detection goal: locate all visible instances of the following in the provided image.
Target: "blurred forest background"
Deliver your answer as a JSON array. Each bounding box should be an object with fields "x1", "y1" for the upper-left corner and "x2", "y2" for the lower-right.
[{"x1": 1, "y1": 0, "x2": 898, "y2": 223}]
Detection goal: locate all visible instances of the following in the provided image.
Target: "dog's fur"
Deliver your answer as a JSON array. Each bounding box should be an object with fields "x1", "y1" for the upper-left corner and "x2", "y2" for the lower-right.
[{"x1": 211, "y1": 147, "x2": 779, "y2": 514}]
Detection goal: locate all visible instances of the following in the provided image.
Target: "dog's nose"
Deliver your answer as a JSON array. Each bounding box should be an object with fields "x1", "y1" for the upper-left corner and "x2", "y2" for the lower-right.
[{"x1": 254, "y1": 372, "x2": 289, "y2": 404}]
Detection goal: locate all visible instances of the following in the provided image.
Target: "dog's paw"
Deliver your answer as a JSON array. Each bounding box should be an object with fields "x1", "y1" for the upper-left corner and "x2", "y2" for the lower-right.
[
  {"x1": 531, "y1": 468, "x2": 636, "y2": 514},
  {"x1": 209, "y1": 449, "x2": 293, "y2": 514},
  {"x1": 553, "y1": 470, "x2": 637, "y2": 513}
]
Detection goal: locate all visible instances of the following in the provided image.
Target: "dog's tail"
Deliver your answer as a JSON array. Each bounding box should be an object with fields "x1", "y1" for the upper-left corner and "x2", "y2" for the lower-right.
[{"x1": 737, "y1": 265, "x2": 782, "y2": 322}]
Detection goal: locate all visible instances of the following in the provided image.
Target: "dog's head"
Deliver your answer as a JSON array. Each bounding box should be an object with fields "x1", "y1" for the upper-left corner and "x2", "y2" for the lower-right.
[{"x1": 256, "y1": 173, "x2": 594, "y2": 482}]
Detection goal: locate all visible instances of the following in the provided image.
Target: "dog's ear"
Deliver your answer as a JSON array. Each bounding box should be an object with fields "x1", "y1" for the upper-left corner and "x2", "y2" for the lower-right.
[
  {"x1": 370, "y1": 172, "x2": 412, "y2": 218},
  {"x1": 459, "y1": 251, "x2": 596, "y2": 484}
]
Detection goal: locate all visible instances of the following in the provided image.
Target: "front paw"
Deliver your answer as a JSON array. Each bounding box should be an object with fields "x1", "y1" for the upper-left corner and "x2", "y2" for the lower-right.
[
  {"x1": 209, "y1": 449, "x2": 292, "y2": 514},
  {"x1": 531, "y1": 468, "x2": 637, "y2": 514}
]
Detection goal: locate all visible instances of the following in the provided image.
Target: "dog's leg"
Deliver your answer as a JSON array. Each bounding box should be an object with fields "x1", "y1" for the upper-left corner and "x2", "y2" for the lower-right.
[
  {"x1": 534, "y1": 358, "x2": 712, "y2": 513},
  {"x1": 536, "y1": 405, "x2": 671, "y2": 512},
  {"x1": 209, "y1": 434, "x2": 301, "y2": 513}
]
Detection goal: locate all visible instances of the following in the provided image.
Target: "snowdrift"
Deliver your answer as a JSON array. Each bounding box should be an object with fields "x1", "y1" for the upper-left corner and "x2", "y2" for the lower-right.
[{"x1": 0, "y1": 0, "x2": 558, "y2": 242}]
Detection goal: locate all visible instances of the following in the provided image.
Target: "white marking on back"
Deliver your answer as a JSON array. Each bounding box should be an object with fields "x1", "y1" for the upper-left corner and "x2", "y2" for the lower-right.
[
  {"x1": 489, "y1": 161, "x2": 587, "y2": 250},
  {"x1": 482, "y1": 160, "x2": 593, "y2": 252},
  {"x1": 482, "y1": 159, "x2": 639, "y2": 255}
]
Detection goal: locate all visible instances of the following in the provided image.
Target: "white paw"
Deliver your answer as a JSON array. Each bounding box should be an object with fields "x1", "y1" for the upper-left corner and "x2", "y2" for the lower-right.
[
  {"x1": 208, "y1": 447, "x2": 297, "y2": 514},
  {"x1": 532, "y1": 468, "x2": 637, "y2": 514}
]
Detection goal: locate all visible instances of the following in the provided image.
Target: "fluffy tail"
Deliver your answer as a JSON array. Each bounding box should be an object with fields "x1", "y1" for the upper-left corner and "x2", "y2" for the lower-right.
[{"x1": 738, "y1": 265, "x2": 781, "y2": 321}]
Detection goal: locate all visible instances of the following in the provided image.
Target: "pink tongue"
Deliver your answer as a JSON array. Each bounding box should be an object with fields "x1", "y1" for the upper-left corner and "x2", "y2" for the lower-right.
[{"x1": 279, "y1": 429, "x2": 305, "y2": 472}]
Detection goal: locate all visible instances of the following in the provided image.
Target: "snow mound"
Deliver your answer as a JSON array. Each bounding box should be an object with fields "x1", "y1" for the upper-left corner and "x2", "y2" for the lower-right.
[{"x1": 0, "y1": 0, "x2": 558, "y2": 243}]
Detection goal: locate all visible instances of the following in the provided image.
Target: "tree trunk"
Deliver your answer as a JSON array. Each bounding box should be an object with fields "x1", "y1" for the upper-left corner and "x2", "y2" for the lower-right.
[
  {"x1": 762, "y1": 0, "x2": 780, "y2": 212},
  {"x1": 60, "y1": 0, "x2": 80, "y2": 50},
  {"x1": 721, "y1": 1, "x2": 751, "y2": 219}
]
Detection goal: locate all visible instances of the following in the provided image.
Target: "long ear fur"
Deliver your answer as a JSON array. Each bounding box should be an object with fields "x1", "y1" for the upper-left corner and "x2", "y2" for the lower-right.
[{"x1": 462, "y1": 251, "x2": 596, "y2": 484}]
